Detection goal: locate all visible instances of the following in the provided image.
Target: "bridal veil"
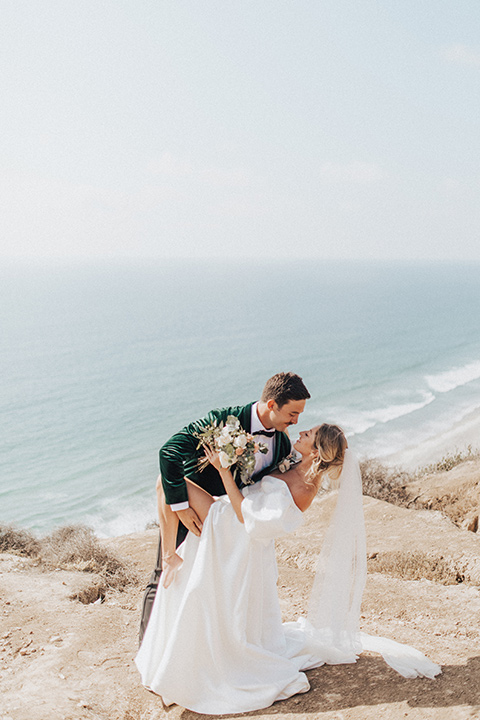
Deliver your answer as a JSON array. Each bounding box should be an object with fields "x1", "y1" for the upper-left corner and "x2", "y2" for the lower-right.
[{"x1": 286, "y1": 449, "x2": 441, "y2": 679}]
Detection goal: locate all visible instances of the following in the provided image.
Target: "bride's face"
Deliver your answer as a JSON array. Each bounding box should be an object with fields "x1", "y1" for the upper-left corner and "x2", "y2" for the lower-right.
[{"x1": 293, "y1": 426, "x2": 320, "y2": 457}]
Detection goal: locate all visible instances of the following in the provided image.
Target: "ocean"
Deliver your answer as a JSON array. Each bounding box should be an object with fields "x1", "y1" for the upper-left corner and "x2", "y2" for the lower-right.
[{"x1": 1, "y1": 259, "x2": 480, "y2": 537}]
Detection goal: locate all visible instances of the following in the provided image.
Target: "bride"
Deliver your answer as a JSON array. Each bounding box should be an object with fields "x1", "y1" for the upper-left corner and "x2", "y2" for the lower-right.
[{"x1": 136, "y1": 424, "x2": 441, "y2": 715}]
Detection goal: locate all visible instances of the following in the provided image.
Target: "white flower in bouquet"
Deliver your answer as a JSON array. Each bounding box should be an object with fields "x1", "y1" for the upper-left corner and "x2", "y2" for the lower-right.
[
  {"x1": 218, "y1": 451, "x2": 232, "y2": 468},
  {"x1": 225, "y1": 416, "x2": 240, "y2": 432},
  {"x1": 217, "y1": 429, "x2": 233, "y2": 447},
  {"x1": 233, "y1": 434, "x2": 247, "y2": 449}
]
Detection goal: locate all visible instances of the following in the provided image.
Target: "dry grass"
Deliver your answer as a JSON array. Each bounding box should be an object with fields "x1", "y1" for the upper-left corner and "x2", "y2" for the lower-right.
[
  {"x1": 0, "y1": 525, "x2": 41, "y2": 557},
  {"x1": 0, "y1": 523, "x2": 139, "y2": 603},
  {"x1": 40, "y1": 525, "x2": 139, "y2": 601},
  {"x1": 360, "y1": 454, "x2": 480, "y2": 530},
  {"x1": 368, "y1": 550, "x2": 465, "y2": 585},
  {"x1": 360, "y1": 459, "x2": 412, "y2": 507},
  {"x1": 405, "y1": 449, "x2": 480, "y2": 530},
  {"x1": 418, "y1": 445, "x2": 480, "y2": 475},
  {"x1": 40, "y1": 525, "x2": 129, "y2": 577}
]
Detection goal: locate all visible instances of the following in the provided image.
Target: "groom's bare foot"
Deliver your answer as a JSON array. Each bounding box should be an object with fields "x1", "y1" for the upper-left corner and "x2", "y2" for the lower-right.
[{"x1": 162, "y1": 553, "x2": 183, "y2": 589}]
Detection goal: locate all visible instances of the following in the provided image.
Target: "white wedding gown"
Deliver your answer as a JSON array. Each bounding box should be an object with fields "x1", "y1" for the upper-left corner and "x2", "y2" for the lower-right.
[
  {"x1": 136, "y1": 472, "x2": 441, "y2": 715},
  {"x1": 136, "y1": 477, "x2": 311, "y2": 714}
]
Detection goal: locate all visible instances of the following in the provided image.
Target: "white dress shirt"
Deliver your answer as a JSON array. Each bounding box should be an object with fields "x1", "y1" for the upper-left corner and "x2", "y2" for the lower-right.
[{"x1": 250, "y1": 402, "x2": 276, "y2": 475}]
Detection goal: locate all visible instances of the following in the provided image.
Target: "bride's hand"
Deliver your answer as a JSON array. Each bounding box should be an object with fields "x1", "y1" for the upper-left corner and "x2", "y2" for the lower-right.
[{"x1": 203, "y1": 444, "x2": 222, "y2": 471}]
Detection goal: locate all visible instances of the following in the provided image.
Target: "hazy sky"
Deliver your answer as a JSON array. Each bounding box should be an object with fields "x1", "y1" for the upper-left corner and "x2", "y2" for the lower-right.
[{"x1": 2, "y1": 1, "x2": 480, "y2": 262}]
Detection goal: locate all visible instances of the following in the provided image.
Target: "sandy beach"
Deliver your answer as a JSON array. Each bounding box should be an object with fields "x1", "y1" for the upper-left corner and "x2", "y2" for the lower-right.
[{"x1": 385, "y1": 407, "x2": 480, "y2": 470}]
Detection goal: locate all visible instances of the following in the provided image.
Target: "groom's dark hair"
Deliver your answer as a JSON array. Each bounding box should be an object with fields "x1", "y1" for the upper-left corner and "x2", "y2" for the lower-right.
[{"x1": 261, "y1": 372, "x2": 311, "y2": 408}]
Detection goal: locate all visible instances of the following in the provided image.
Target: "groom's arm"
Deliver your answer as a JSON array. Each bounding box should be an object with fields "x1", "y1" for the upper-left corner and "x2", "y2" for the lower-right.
[{"x1": 159, "y1": 428, "x2": 199, "y2": 507}]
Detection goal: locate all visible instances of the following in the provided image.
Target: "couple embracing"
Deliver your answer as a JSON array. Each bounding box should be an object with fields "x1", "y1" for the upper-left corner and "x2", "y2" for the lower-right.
[{"x1": 136, "y1": 372, "x2": 441, "y2": 715}]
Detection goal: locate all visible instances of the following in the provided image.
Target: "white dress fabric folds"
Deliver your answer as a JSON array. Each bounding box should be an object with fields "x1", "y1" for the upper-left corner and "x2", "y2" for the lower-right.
[
  {"x1": 136, "y1": 477, "x2": 309, "y2": 714},
  {"x1": 136, "y1": 462, "x2": 441, "y2": 715}
]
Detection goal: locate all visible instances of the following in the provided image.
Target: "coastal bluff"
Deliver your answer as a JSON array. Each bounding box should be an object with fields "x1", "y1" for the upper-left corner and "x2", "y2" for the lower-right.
[{"x1": 1, "y1": 458, "x2": 480, "y2": 720}]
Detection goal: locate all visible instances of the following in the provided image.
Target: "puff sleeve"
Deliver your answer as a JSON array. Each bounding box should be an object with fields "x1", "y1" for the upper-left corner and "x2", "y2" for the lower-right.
[{"x1": 241, "y1": 476, "x2": 303, "y2": 543}]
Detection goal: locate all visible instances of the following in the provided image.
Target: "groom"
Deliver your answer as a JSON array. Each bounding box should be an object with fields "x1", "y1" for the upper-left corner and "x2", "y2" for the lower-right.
[{"x1": 139, "y1": 371, "x2": 311, "y2": 642}]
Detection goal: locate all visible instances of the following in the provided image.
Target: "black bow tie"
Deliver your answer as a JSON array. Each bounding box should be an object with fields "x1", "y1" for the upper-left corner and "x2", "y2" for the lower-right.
[{"x1": 252, "y1": 429, "x2": 275, "y2": 437}]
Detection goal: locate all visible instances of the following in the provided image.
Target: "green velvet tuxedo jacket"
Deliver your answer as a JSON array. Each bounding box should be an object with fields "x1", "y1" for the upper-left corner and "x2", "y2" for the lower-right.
[{"x1": 159, "y1": 401, "x2": 292, "y2": 506}]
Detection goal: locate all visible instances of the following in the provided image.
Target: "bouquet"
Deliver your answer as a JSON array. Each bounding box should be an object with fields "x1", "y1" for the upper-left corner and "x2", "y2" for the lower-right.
[{"x1": 195, "y1": 415, "x2": 268, "y2": 485}]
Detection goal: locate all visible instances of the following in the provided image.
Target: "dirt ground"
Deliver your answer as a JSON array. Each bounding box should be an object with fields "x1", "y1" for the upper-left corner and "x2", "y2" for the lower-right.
[{"x1": 2, "y1": 488, "x2": 480, "y2": 720}]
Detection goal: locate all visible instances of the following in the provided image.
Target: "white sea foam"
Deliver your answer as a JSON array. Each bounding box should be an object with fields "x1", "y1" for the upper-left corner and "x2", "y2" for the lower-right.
[
  {"x1": 86, "y1": 503, "x2": 156, "y2": 539},
  {"x1": 341, "y1": 392, "x2": 436, "y2": 437},
  {"x1": 370, "y1": 399, "x2": 480, "y2": 460},
  {"x1": 426, "y1": 360, "x2": 480, "y2": 393}
]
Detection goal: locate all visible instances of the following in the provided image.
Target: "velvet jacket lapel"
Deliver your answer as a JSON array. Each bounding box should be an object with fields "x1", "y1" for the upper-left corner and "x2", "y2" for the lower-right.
[{"x1": 236, "y1": 402, "x2": 255, "y2": 434}]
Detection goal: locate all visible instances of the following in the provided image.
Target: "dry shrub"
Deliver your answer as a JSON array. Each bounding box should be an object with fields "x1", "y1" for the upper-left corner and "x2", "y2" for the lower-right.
[
  {"x1": 360, "y1": 459, "x2": 412, "y2": 506},
  {"x1": 1, "y1": 523, "x2": 139, "y2": 603},
  {"x1": 407, "y1": 452, "x2": 480, "y2": 529},
  {"x1": 0, "y1": 524, "x2": 41, "y2": 557},
  {"x1": 419, "y1": 445, "x2": 480, "y2": 475},
  {"x1": 39, "y1": 525, "x2": 138, "y2": 593},
  {"x1": 368, "y1": 550, "x2": 464, "y2": 585}
]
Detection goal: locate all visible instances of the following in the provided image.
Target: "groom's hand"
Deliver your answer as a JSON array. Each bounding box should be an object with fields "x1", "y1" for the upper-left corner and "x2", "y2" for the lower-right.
[{"x1": 176, "y1": 507, "x2": 203, "y2": 536}]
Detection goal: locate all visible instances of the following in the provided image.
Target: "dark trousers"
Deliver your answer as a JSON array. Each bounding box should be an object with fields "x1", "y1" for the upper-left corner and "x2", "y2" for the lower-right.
[{"x1": 139, "y1": 521, "x2": 188, "y2": 644}]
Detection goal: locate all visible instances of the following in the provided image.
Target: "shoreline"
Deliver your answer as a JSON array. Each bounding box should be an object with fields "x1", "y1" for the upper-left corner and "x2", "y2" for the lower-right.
[{"x1": 384, "y1": 406, "x2": 480, "y2": 470}]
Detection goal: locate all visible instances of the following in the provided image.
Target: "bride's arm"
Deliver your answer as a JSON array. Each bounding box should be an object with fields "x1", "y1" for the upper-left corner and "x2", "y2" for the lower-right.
[{"x1": 203, "y1": 446, "x2": 244, "y2": 523}]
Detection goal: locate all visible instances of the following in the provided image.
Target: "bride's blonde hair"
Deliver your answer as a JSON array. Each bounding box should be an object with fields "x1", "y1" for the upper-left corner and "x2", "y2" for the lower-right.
[{"x1": 308, "y1": 423, "x2": 348, "y2": 486}]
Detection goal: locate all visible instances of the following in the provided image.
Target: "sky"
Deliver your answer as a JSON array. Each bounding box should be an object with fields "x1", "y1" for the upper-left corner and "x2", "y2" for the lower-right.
[{"x1": 1, "y1": 0, "x2": 480, "y2": 263}]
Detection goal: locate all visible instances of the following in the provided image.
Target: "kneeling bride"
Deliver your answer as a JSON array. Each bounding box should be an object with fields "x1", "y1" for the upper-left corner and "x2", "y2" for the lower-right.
[{"x1": 136, "y1": 424, "x2": 441, "y2": 715}]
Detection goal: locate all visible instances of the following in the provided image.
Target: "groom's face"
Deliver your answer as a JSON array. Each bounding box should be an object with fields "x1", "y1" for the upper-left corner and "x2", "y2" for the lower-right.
[{"x1": 267, "y1": 399, "x2": 306, "y2": 432}]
